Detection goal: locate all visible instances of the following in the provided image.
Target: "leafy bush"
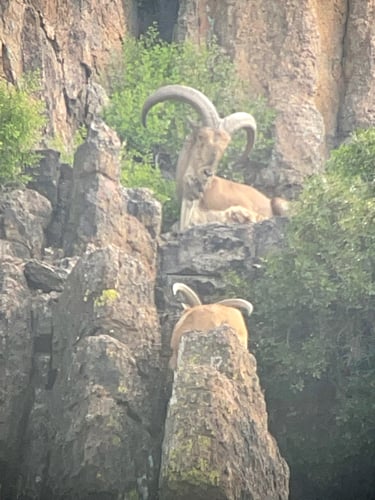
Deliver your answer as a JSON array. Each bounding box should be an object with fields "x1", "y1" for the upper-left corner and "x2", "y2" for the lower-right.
[
  {"x1": 120, "y1": 147, "x2": 178, "y2": 224},
  {"x1": 327, "y1": 128, "x2": 375, "y2": 188},
  {"x1": 0, "y1": 75, "x2": 45, "y2": 185},
  {"x1": 104, "y1": 26, "x2": 275, "y2": 226},
  {"x1": 246, "y1": 129, "x2": 375, "y2": 498}
]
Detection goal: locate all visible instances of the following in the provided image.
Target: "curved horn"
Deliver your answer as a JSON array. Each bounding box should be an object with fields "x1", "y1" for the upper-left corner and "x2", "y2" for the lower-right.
[
  {"x1": 217, "y1": 298, "x2": 254, "y2": 316},
  {"x1": 172, "y1": 282, "x2": 202, "y2": 309},
  {"x1": 221, "y1": 112, "x2": 257, "y2": 159},
  {"x1": 142, "y1": 85, "x2": 221, "y2": 129}
]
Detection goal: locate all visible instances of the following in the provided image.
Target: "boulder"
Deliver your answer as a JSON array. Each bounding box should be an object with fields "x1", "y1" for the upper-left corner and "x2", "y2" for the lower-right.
[
  {"x1": 47, "y1": 245, "x2": 163, "y2": 498},
  {"x1": 160, "y1": 326, "x2": 289, "y2": 499},
  {"x1": 0, "y1": 256, "x2": 33, "y2": 492},
  {"x1": 0, "y1": 188, "x2": 52, "y2": 259}
]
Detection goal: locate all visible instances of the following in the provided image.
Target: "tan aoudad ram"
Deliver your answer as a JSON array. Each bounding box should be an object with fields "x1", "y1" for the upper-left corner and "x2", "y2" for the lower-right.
[
  {"x1": 169, "y1": 283, "x2": 253, "y2": 370},
  {"x1": 142, "y1": 85, "x2": 289, "y2": 231}
]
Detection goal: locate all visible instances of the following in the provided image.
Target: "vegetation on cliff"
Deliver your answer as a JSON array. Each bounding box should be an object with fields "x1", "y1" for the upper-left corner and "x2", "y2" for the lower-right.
[
  {"x1": 103, "y1": 26, "x2": 275, "y2": 226},
  {"x1": 0, "y1": 76, "x2": 45, "y2": 185},
  {"x1": 244, "y1": 128, "x2": 375, "y2": 499}
]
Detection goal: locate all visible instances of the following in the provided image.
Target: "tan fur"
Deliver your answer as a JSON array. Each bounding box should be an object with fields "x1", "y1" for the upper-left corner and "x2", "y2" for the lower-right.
[
  {"x1": 170, "y1": 283, "x2": 253, "y2": 370},
  {"x1": 142, "y1": 86, "x2": 289, "y2": 230},
  {"x1": 176, "y1": 127, "x2": 231, "y2": 202},
  {"x1": 169, "y1": 303, "x2": 249, "y2": 370},
  {"x1": 176, "y1": 128, "x2": 289, "y2": 230},
  {"x1": 200, "y1": 176, "x2": 274, "y2": 218},
  {"x1": 181, "y1": 199, "x2": 264, "y2": 229},
  {"x1": 271, "y1": 196, "x2": 289, "y2": 216}
]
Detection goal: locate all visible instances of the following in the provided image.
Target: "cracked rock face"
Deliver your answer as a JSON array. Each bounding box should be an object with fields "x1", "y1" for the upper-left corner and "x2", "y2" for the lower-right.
[
  {"x1": 176, "y1": 0, "x2": 374, "y2": 196},
  {"x1": 0, "y1": 258, "x2": 33, "y2": 475},
  {"x1": 0, "y1": 188, "x2": 52, "y2": 259},
  {"x1": 0, "y1": 116, "x2": 290, "y2": 499},
  {"x1": 0, "y1": 120, "x2": 164, "y2": 499},
  {"x1": 47, "y1": 245, "x2": 162, "y2": 498},
  {"x1": 160, "y1": 327, "x2": 289, "y2": 500},
  {"x1": 0, "y1": 0, "x2": 136, "y2": 144}
]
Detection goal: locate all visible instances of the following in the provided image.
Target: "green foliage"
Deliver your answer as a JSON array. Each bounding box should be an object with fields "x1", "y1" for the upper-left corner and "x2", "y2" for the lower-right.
[
  {"x1": 120, "y1": 147, "x2": 179, "y2": 227},
  {"x1": 247, "y1": 129, "x2": 375, "y2": 498},
  {"x1": 0, "y1": 75, "x2": 46, "y2": 185},
  {"x1": 104, "y1": 26, "x2": 275, "y2": 226},
  {"x1": 327, "y1": 128, "x2": 375, "y2": 189},
  {"x1": 49, "y1": 126, "x2": 87, "y2": 165}
]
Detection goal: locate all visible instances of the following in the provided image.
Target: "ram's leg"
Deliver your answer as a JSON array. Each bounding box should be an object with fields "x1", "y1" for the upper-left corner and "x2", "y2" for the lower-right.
[
  {"x1": 224, "y1": 205, "x2": 265, "y2": 223},
  {"x1": 180, "y1": 198, "x2": 201, "y2": 231}
]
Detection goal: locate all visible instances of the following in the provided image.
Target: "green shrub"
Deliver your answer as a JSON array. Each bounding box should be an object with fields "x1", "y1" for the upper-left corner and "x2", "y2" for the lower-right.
[
  {"x1": 0, "y1": 75, "x2": 46, "y2": 185},
  {"x1": 246, "y1": 129, "x2": 375, "y2": 498},
  {"x1": 327, "y1": 128, "x2": 375, "y2": 188},
  {"x1": 104, "y1": 26, "x2": 275, "y2": 226},
  {"x1": 120, "y1": 147, "x2": 179, "y2": 226}
]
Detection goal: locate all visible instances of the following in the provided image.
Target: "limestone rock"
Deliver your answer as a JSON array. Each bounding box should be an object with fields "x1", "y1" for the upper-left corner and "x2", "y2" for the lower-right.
[
  {"x1": 176, "y1": 0, "x2": 374, "y2": 194},
  {"x1": 339, "y1": 0, "x2": 375, "y2": 136},
  {"x1": 0, "y1": 0, "x2": 136, "y2": 144},
  {"x1": 159, "y1": 218, "x2": 287, "y2": 295},
  {"x1": 0, "y1": 115, "x2": 164, "y2": 497},
  {"x1": 27, "y1": 149, "x2": 61, "y2": 206},
  {"x1": 63, "y1": 119, "x2": 162, "y2": 270},
  {"x1": 160, "y1": 326, "x2": 289, "y2": 499},
  {"x1": 46, "y1": 162, "x2": 74, "y2": 248},
  {"x1": 24, "y1": 259, "x2": 68, "y2": 292},
  {"x1": 0, "y1": 188, "x2": 52, "y2": 259},
  {"x1": 47, "y1": 245, "x2": 162, "y2": 498},
  {"x1": 18, "y1": 294, "x2": 56, "y2": 499},
  {"x1": 0, "y1": 257, "x2": 33, "y2": 490},
  {"x1": 122, "y1": 187, "x2": 163, "y2": 240}
]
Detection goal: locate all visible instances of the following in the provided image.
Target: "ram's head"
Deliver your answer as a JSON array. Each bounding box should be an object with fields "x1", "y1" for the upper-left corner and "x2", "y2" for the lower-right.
[
  {"x1": 169, "y1": 282, "x2": 254, "y2": 370},
  {"x1": 142, "y1": 85, "x2": 288, "y2": 230}
]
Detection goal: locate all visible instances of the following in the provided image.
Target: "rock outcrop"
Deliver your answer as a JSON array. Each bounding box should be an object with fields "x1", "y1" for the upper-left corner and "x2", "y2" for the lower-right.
[
  {"x1": 160, "y1": 327, "x2": 289, "y2": 500},
  {"x1": 0, "y1": 0, "x2": 137, "y2": 144},
  {"x1": 157, "y1": 221, "x2": 289, "y2": 498},
  {"x1": 1, "y1": 0, "x2": 373, "y2": 195},
  {"x1": 0, "y1": 256, "x2": 33, "y2": 484},
  {"x1": 46, "y1": 244, "x2": 161, "y2": 498},
  {"x1": 0, "y1": 188, "x2": 52, "y2": 259},
  {"x1": 0, "y1": 120, "x2": 165, "y2": 499},
  {"x1": 0, "y1": 118, "x2": 290, "y2": 499},
  {"x1": 176, "y1": 0, "x2": 375, "y2": 195}
]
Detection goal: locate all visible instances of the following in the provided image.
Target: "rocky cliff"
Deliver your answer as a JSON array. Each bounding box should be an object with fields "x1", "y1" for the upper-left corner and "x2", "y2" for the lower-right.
[
  {"x1": 0, "y1": 1, "x2": 374, "y2": 499},
  {"x1": 1, "y1": 0, "x2": 373, "y2": 193},
  {"x1": 0, "y1": 0, "x2": 136, "y2": 146},
  {"x1": 0, "y1": 120, "x2": 289, "y2": 499},
  {"x1": 176, "y1": 0, "x2": 374, "y2": 194}
]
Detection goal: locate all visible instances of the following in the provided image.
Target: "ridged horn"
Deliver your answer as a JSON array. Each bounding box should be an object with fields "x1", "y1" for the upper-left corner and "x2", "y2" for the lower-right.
[
  {"x1": 221, "y1": 112, "x2": 257, "y2": 159},
  {"x1": 142, "y1": 85, "x2": 221, "y2": 129},
  {"x1": 172, "y1": 282, "x2": 202, "y2": 309},
  {"x1": 217, "y1": 298, "x2": 254, "y2": 316}
]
